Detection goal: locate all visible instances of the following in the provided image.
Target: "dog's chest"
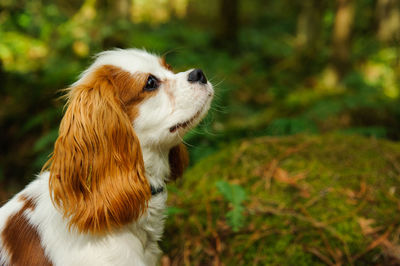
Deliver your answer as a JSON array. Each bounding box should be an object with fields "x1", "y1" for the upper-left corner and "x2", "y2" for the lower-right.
[
  {"x1": 135, "y1": 150, "x2": 170, "y2": 248},
  {"x1": 133, "y1": 191, "x2": 167, "y2": 256}
]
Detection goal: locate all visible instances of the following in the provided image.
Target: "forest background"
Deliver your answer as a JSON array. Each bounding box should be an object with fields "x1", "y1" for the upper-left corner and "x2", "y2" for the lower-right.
[{"x1": 1, "y1": 0, "x2": 400, "y2": 265}]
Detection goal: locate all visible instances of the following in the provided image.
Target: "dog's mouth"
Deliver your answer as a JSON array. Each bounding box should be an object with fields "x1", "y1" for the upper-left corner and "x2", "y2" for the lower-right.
[{"x1": 169, "y1": 110, "x2": 202, "y2": 133}]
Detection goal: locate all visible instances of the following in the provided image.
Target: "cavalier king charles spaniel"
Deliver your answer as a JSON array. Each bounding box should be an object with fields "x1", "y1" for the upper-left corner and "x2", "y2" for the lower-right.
[{"x1": 0, "y1": 49, "x2": 213, "y2": 266}]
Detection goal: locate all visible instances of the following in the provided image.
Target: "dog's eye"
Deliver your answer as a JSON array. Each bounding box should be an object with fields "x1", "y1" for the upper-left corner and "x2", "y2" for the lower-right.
[{"x1": 144, "y1": 75, "x2": 159, "y2": 91}]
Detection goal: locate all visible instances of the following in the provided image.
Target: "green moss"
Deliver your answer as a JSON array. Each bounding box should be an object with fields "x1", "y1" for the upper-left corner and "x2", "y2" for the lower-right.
[{"x1": 162, "y1": 134, "x2": 400, "y2": 265}]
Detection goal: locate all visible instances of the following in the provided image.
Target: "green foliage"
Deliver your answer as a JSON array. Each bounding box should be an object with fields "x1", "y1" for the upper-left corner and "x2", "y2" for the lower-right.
[
  {"x1": 216, "y1": 181, "x2": 247, "y2": 231},
  {"x1": 0, "y1": 31, "x2": 48, "y2": 72},
  {"x1": 339, "y1": 126, "x2": 387, "y2": 138},
  {"x1": 266, "y1": 117, "x2": 319, "y2": 136}
]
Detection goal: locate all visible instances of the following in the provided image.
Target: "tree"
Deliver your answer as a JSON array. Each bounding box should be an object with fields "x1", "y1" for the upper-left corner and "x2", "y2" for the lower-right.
[
  {"x1": 376, "y1": 0, "x2": 400, "y2": 43},
  {"x1": 216, "y1": 0, "x2": 239, "y2": 52},
  {"x1": 295, "y1": 0, "x2": 325, "y2": 54},
  {"x1": 332, "y1": 0, "x2": 355, "y2": 81}
]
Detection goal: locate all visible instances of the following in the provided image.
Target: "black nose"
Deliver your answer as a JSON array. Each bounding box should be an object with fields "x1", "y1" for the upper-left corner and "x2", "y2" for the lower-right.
[{"x1": 188, "y1": 69, "x2": 207, "y2": 84}]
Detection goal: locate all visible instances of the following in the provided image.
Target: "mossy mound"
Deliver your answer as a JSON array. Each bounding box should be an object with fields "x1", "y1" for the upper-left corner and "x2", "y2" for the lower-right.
[{"x1": 162, "y1": 134, "x2": 400, "y2": 265}]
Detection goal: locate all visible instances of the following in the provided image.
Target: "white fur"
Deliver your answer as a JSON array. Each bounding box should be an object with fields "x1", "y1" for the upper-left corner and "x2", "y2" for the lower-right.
[{"x1": 0, "y1": 49, "x2": 213, "y2": 266}]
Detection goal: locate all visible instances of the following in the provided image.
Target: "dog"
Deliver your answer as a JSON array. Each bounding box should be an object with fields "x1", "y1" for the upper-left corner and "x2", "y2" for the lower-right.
[{"x1": 0, "y1": 49, "x2": 213, "y2": 266}]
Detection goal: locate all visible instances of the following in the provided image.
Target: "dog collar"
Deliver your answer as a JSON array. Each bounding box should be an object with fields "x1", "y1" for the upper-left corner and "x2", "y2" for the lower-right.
[{"x1": 150, "y1": 185, "x2": 164, "y2": 196}]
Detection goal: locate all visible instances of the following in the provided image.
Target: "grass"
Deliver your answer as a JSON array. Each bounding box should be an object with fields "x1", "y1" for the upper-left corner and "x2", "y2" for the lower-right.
[{"x1": 162, "y1": 133, "x2": 400, "y2": 265}]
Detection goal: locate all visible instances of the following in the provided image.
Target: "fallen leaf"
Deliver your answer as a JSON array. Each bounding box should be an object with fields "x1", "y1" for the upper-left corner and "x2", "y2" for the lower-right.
[
  {"x1": 274, "y1": 167, "x2": 290, "y2": 183},
  {"x1": 358, "y1": 217, "x2": 383, "y2": 236},
  {"x1": 357, "y1": 182, "x2": 367, "y2": 197},
  {"x1": 382, "y1": 239, "x2": 400, "y2": 260}
]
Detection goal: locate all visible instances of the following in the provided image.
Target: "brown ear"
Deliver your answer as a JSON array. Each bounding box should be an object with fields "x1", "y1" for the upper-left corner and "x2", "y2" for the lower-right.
[
  {"x1": 45, "y1": 70, "x2": 150, "y2": 234},
  {"x1": 168, "y1": 143, "x2": 189, "y2": 180}
]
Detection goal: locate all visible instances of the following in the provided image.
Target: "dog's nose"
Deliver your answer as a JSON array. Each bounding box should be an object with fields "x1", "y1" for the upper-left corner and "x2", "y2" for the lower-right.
[{"x1": 188, "y1": 69, "x2": 207, "y2": 84}]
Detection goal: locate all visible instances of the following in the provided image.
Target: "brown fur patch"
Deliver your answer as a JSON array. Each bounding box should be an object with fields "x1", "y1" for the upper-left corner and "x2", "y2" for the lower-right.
[
  {"x1": 1, "y1": 196, "x2": 52, "y2": 266},
  {"x1": 80, "y1": 65, "x2": 154, "y2": 121},
  {"x1": 44, "y1": 65, "x2": 156, "y2": 234},
  {"x1": 168, "y1": 143, "x2": 189, "y2": 180},
  {"x1": 160, "y1": 57, "x2": 173, "y2": 72}
]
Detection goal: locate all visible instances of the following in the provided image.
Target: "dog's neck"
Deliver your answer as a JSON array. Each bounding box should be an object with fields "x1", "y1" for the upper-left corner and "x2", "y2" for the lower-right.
[{"x1": 141, "y1": 145, "x2": 170, "y2": 188}]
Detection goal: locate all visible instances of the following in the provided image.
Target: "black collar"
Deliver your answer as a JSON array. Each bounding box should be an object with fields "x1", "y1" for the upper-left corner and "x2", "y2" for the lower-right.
[{"x1": 150, "y1": 185, "x2": 164, "y2": 196}]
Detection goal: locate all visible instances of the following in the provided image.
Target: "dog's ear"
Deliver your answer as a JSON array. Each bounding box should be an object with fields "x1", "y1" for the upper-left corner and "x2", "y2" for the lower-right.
[
  {"x1": 46, "y1": 68, "x2": 150, "y2": 234},
  {"x1": 168, "y1": 143, "x2": 189, "y2": 180}
]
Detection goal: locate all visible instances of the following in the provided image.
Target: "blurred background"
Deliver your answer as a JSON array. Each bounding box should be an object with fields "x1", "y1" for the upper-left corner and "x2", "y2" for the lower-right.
[
  {"x1": 2, "y1": 0, "x2": 400, "y2": 191},
  {"x1": 1, "y1": 0, "x2": 400, "y2": 264}
]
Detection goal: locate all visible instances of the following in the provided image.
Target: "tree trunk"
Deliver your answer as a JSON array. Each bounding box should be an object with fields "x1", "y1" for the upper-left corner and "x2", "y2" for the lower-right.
[
  {"x1": 332, "y1": 0, "x2": 355, "y2": 81},
  {"x1": 377, "y1": 0, "x2": 400, "y2": 43},
  {"x1": 296, "y1": 0, "x2": 324, "y2": 53},
  {"x1": 115, "y1": 0, "x2": 130, "y2": 19},
  {"x1": 216, "y1": 0, "x2": 239, "y2": 51}
]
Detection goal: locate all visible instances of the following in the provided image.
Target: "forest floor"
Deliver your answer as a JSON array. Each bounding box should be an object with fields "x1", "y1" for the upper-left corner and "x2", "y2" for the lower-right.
[
  {"x1": 1, "y1": 133, "x2": 399, "y2": 265},
  {"x1": 162, "y1": 133, "x2": 400, "y2": 265}
]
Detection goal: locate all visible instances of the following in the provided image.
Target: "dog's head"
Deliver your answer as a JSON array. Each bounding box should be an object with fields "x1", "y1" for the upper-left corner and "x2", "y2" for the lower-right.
[{"x1": 46, "y1": 49, "x2": 213, "y2": 234}]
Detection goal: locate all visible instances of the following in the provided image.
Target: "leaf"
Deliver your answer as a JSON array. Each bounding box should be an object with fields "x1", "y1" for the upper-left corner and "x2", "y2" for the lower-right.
[
  {"x1": 231, "y1": 184, "x2": 247, "y2": 205},
  {"x1": 381, "y1": 239, "x2": 400, "y2": 260},
  {"x1": 216, "y1": 180, "x2": 247, "y2": 205},
  {"x1": 216, "y1": 181, "x2": 234, "y2": 202},
  {"x1": 216, "y1": 181, "x2": 247, "y2": 231},
  {"x1": 274, "y1": 168, "x2": 290, "y2": 183},
  {"x1": 273, "y1": 168, "x2": 307, "y2": 186},
  {"x1": 226, "y1": 206, "x2": 245, "y2": 232},
  {"x1": 358, "y1": 217, "x2": 382, "y2": 236}
]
